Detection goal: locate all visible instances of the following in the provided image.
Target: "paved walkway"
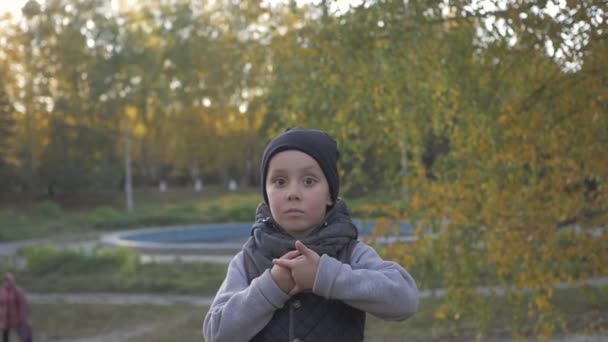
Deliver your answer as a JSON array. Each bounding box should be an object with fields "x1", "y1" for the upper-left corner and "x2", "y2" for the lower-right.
[
  {"x1": 29, "y1": 292, "x2": 215, "y2": 306},
  {"x1": 27, "y1": 275, "x2": 608, "y2": 307},
  {"x1": 63, "y1": 321, "x2": 169, "y2": 342},
  {"x1": 51, "y1": 314, "x2": 193, "y2": 342}
]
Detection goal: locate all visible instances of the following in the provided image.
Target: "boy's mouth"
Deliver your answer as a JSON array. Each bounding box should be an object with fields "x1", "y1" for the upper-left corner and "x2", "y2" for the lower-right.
[{"x1": 285, "y1": 208, "x2": 305, "y2": 215}]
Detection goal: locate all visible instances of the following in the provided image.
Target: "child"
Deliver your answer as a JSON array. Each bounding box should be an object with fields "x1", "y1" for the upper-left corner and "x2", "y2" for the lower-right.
[
  {"x1": 0, "y1": 273, "x2": 31, "y2": 342},
  {"x1": 203, "y1": 127, "x2": 418, "y2": 342}
]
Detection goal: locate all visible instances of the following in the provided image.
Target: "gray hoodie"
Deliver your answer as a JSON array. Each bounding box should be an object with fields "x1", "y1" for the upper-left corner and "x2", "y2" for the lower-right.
[{"x1": 203, "y1": 242, "x2": 419, "y2": 342}]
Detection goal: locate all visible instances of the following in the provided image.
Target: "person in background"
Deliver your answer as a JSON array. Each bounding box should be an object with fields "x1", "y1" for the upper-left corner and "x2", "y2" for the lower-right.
[
  {"x1": 0, "y1": 273, "x2": 31, "y2": 342},
  {"x1": 203, "y1": 127, "x2": 418, "y2": 342}
]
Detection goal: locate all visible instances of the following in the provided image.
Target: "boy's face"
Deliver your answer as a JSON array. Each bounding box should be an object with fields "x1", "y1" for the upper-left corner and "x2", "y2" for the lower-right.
[{"x1": 265, "y1": 150, "x2": 332, "y2": 238}]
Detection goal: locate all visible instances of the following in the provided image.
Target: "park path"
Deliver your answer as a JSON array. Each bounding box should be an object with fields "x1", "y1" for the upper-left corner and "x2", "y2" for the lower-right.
[
  {"x1": 49, "y1": 314, "x2": 193, "y2": 342},
  {"x1": 27, "y1": 274, "x2": 608, "y2": 307},
  {"x1": 28, "y1": 292, "x2": 215, "y2": 307},
  {"x1": 61, "y1": 321, "x2": 166, "y2": 342}
]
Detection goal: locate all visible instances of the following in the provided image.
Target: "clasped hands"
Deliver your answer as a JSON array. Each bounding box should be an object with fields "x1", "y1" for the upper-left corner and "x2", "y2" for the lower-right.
[{"x1": 270, "y1": 240, "x2": 320, "y2": 296}]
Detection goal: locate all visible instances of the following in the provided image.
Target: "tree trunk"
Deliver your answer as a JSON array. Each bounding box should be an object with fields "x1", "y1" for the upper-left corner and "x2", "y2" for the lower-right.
[{"x1": 125, "y1": 117, "x2": 133, "y2": 212}]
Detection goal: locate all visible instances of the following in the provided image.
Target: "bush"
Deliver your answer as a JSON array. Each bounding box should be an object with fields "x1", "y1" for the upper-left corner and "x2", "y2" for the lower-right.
[
  {"x1": 21, "y1": 245, "x2": 139, "y2": 276},
  {"x1": 33, "y1": 201, "x2": 62, "y2": 219},
  {"x1": 89, "y1": 207, "x2": 121, "y2": 223},
  {"x1": 166, "y1": 204, "x2": 200, "y2": 216},
  {"x1": 85, "y1": 205, "x2": 206, "y2": 230},
  {"x1": 223, "y1": 202, "x2": 257, "y2": 221},
  {"x1": 87, "y1": 207, "x2": 143, "y2": 230}
]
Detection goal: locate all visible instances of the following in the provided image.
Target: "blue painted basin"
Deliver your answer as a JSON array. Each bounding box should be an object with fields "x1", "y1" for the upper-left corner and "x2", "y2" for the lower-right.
[{"x1": 118, "y1": 220, "x2": 412, "y2": 244}]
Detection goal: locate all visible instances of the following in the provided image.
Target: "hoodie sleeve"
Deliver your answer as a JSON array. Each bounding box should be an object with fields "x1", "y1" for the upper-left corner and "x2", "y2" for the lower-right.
[
  {"x1": 312, "y1": 242, "x2": 418, "y2": 320},
  {"x1": 203, "y1": 251, "x2": 291, "y2": 342}
]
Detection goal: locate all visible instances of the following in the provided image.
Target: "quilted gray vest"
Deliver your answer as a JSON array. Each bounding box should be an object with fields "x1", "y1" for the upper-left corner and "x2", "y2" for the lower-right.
[{"x1": 250, "y1": 291, "x2": 365, "y2": 342}]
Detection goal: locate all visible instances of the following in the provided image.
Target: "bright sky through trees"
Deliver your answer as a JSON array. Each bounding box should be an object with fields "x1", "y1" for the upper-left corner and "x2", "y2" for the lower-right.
[
  {"x1": 0, "y1": 0, "x2": 600, "y2": 74},
  {"x1": 1, "y1": 0, "x2": 365, "y2": 19}
]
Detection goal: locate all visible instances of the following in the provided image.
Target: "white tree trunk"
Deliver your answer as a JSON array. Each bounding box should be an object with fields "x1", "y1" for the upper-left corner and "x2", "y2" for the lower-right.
[{"x1": 125, "y1": 120, "x2": 133, "y2": 212}]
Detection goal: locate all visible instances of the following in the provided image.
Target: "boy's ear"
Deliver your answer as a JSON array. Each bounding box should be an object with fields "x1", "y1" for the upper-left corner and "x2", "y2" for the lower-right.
[{"x1": 326, "y1": 196, "x2": 333, "y2": 206}]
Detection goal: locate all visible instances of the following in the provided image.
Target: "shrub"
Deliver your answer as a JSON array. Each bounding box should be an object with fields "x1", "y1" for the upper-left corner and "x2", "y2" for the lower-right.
[
  {"x1": 33, "y1": 201, "x2": 62, "y2": 219},
  {"x1": 89, "y1": 207, "x2": 121, "y2": 223},
  {"x1": 166, "y1": 204, "x2": 200, "y2": 216},
  {"x1": 20, "y1": 245, "x2": 139, "y2": 276},
  {"x1": 224, "y1": 202, "x2": 257, "y2": 221}
]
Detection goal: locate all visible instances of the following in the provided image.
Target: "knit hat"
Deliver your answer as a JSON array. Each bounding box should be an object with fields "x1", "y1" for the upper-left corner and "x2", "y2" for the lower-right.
[{"x1": 261, "y1": 127, "x2": 340, "y2": 206}]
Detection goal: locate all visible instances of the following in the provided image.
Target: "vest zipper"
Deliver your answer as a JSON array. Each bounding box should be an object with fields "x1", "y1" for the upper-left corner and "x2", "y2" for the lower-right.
[{"x1": 288, "y1": 300, "x2": 294, "y2": 342}]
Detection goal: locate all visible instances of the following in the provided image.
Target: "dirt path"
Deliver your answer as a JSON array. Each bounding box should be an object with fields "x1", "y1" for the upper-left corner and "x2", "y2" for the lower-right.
[
  {"x1": 29, "y1": 292, "x2": 208, "y2": 342},
  {"x1": 29, "y1": 292, "x2": 215, "y2": 306},
  {"x1": 64, "y1": 321, "x2": 164, "y2": 342},
  {"x1": 57, "y1": 314, "x2": 191, "y2": 342},
  {"x1": 27, "y1": 275, "x2": 608, "y2": 309}
]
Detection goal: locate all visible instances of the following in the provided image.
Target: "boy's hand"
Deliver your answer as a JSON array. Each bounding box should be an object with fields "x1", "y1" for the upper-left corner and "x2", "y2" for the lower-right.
[
  {"x1": 270, "y1": 250, "x2": 300, "y2": 294},
  {"x1": 272, "y1": 241, "x2": 320, "y2": 295}
]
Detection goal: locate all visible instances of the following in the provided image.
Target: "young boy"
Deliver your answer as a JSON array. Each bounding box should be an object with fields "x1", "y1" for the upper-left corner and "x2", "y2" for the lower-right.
[{"x1": 203, "y1": 127, "x2": 418, "y2": 342}]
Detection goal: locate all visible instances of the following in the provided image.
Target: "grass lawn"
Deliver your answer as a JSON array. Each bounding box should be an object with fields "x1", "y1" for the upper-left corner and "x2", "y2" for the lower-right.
[
  {"x1": 27, "y1": 285, "x2": 608, "y2": 342},
  {"x1": 30, "y1": 303, "x2": 203, "y2": 341},
  {"x1": 13, "y1": 261, "x2": 227, "y2": 295}
]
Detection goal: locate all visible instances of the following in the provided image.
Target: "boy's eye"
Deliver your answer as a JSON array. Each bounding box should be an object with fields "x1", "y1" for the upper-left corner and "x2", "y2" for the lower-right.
[
  {"x1": 303, "y1": 177, "x2": 317, "y2": 186},
  {"x1": 274, "y1": 178, "x2": 286, "y2": 186}
]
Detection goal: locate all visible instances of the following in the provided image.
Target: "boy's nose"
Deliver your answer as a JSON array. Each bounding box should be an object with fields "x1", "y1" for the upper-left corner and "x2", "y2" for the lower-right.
[{"x1": 286, "y1": 184, "x2": 301, "y2": 200}]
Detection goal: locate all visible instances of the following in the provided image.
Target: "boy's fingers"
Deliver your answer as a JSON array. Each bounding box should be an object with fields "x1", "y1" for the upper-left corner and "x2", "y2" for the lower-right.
[
  {"x1": 295, "y1": 240, "x2": 315, "y2": 257},
  {"x1": 282, "y1": 250, "x2": 301, "y2": 259},
  {"x1": 274, "y1": 265, "x2": 289, "y2": 271},
  {"x1": 272, "y1": 258, "x2": 294, "y2": 268}
]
